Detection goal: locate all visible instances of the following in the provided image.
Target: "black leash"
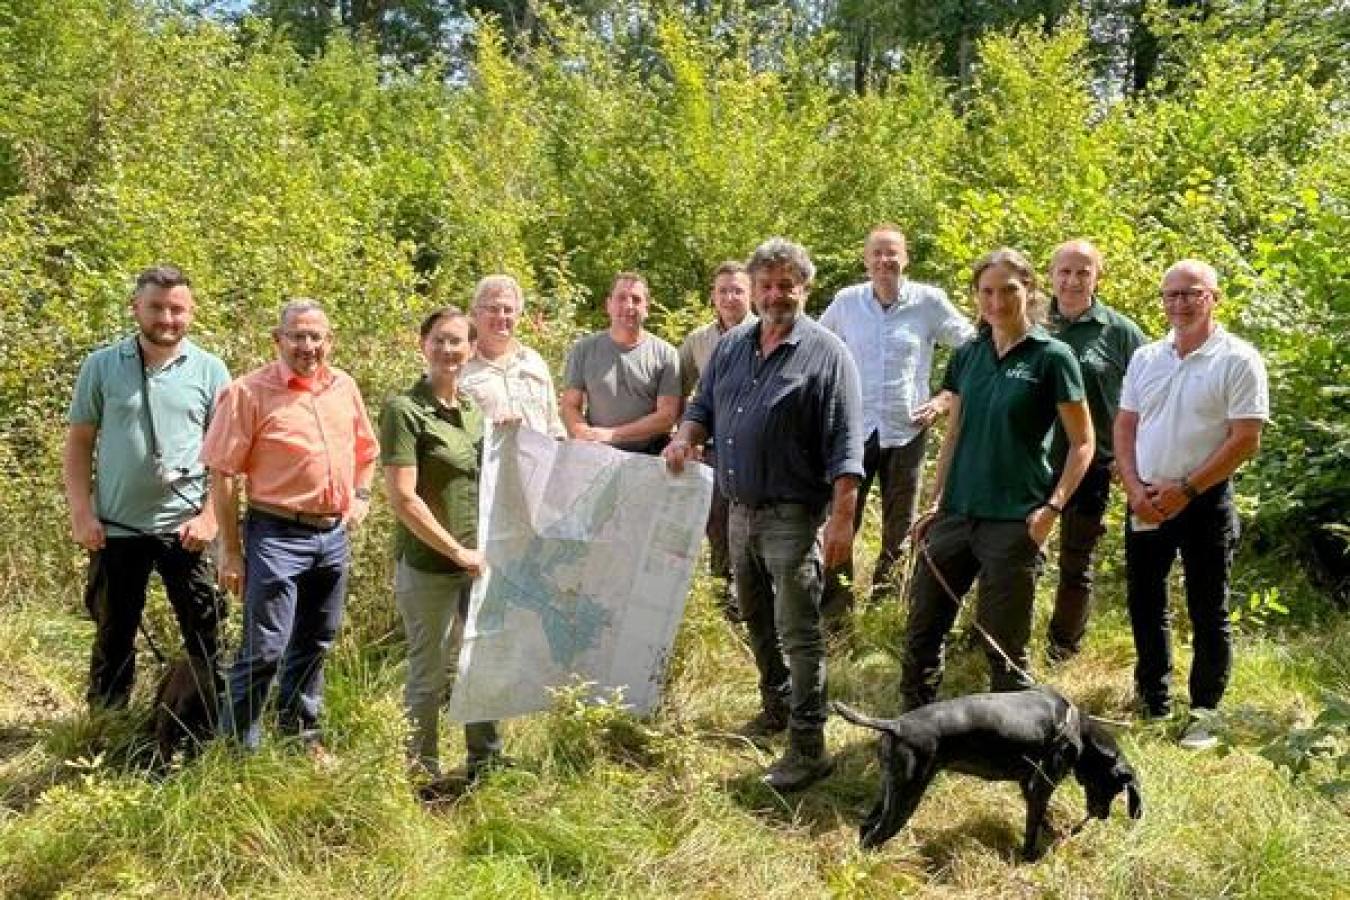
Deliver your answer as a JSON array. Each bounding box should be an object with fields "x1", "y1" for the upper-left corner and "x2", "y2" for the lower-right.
[{"x1": 913, "y1": 530, "x2": 1129, "y2": 730}]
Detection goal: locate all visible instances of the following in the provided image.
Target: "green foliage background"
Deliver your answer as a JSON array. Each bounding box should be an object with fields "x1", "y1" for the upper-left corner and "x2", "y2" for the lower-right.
[
  {"x1": 0, "y1": 4, "x2": 1348, "y2": 895},
  {"x1": 0, "y1": 0, "x2": 1345, "y2": 602}
]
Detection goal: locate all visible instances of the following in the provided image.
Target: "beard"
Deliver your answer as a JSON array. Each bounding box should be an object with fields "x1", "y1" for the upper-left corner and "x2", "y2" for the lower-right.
[{"x1": 139, "y1": 324, "x2": 184, "y2": 347}]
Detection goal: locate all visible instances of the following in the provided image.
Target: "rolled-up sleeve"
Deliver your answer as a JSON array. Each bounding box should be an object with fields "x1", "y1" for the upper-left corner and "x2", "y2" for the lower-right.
[{"x1": 823, "y1": 343, "x2": 865, "y2": 483}]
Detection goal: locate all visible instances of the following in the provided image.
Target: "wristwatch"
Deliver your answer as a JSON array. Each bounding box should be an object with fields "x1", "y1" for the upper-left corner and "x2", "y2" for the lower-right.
[
  {"x1": 1180, "y1": 478, "x2": 1199, "y2": 500},
  {"x1": 354, "y1": 486, "x2": 372, "y2": 501},
  {"x1": 1044, "y1": 501, "x2": 1064, "y2": 515}
]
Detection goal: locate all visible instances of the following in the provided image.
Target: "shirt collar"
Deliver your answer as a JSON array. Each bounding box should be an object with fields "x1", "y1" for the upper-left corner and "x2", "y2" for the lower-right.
[
  {"x1": 868, "y1": 280, "x2": 911, "y2": 312},
  {"x1": 276, "y1": 358, "x2": 335, "y2": 392},
  {"x1": 976, "y1": 323, "x2": 1053, "y2": 345},
  {"x1": 716, "y1": 311, "x2": 757, "y2": 334},
  {"x1": 120, "y1": 335, "x2": 192, "y2": 369},
  {"x1": 1050, "y1": 297, "x2": 1109, "y2": 327},
  {"x1": 410, "y1": 374, "x2": 471, "y2": 414},
  {"x1": 1164, "y1": 324, "x2": 1227, "y2": 357},
  {"x1": 750, "y1": 314, "x2": 809, "y2": 346}
]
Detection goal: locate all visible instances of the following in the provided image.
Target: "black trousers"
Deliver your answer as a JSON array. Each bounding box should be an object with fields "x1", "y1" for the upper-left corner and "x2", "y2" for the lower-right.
[
  {"x1": 84, "y1": 534, "x2": 224, "y2": 709},
  {"x1": 900, "y1": 514, "x2": 1043, "y2": 710},
  {"x1": 821, "y1": 429, "x2": 928, "y2": 616},
  {"x1": 1047, "y1": 459, "x2": 1113, "y2": 656},
  {"x1": 1125, "y1": 481, "x2": 1239, "y2": 713}
]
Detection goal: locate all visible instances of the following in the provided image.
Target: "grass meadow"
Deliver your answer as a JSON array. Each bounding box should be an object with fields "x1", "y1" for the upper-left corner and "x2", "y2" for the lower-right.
[{"x1": 1, "y1": 504, "x2": 1348, "y2": 899}]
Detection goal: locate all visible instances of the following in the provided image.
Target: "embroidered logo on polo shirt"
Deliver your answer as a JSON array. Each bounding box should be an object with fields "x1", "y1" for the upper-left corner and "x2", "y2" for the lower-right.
[
  {"x1": 1081, "y1": 345, "x2": 1111, "y2": 372},
  {"x1": 1004, "y1": 362, "x2": 1039, "y2": 383}
]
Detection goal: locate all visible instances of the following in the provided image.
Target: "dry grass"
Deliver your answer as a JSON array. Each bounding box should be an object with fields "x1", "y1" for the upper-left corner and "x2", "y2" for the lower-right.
[{"x1": 1, "y1": 534, "x2": 1348, "y2": 898}]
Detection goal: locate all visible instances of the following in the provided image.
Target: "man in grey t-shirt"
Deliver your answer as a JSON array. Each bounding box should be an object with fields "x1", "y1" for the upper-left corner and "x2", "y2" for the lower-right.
[{"x1": 561, "y1": 272, "x2": 681, "y2": 454}]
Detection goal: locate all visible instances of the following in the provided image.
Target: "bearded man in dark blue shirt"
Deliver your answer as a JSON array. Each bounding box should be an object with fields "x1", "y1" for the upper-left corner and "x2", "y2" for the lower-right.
[{"x1": 664, "y1": 237, "x2": 864, "y2": 792}]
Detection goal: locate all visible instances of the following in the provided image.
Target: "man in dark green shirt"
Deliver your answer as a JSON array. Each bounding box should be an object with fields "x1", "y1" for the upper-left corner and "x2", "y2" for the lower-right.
[{"x1": 1044, "y1": 240, "x2": 1147, "y2": 661}]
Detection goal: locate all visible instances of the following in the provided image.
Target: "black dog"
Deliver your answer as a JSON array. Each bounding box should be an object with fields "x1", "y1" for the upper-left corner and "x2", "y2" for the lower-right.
[
  {"x1": 835, "y1": 688, "x2": 1142, "y2": 859},
  {"x1": 152, "y1": 655, "x2": 219, "y2": 767}
]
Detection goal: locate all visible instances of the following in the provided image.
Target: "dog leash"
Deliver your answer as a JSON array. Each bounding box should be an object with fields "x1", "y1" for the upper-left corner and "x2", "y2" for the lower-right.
[
  {"x1": 917, "y1": 538, "x2": 1038, "y2": 688},
  {"x1": 914, "y1": 535, "x2": 1131, "y2": 730}
]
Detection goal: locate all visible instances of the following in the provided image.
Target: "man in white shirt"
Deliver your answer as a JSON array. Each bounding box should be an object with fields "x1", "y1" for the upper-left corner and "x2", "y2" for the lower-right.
[
  {"x1": 1116, "y1": 259, "x2": 1269, "y2": 750},
  {"x1": 819, "y1": 224, "x2": 974, "y2": 615},
  {"x1": 460, "y1": 274, "x2": 566, "y2": 439}
]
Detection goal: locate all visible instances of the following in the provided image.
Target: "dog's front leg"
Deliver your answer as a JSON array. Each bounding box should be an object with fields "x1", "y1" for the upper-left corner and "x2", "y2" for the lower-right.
[{"x1": 1021, "y1": 778, "x2": 1056, "y2": 861}]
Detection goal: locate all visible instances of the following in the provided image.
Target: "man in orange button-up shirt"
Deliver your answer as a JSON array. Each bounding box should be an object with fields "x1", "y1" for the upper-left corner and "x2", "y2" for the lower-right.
[{"x1": 202, "y1": 299, "x2": 378, "y2": 755}]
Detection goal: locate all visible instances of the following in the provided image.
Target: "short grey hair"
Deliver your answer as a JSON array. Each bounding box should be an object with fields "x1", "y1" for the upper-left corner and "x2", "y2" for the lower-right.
[
  {"x1": 746, "y1": 237, "x2": 815, "y2": 285},
  {"x1": 1162, "y1": 259, "x2": 1220, "y2": 291},
  {"x1": 276, "y1": 298, "x2": 327, "y2": 331},
  {"x1": 472, "y1": 274, "x2": 525, "y2": 310}
]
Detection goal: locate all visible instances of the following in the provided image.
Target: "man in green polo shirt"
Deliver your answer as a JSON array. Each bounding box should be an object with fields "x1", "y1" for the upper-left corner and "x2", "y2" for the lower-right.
[
  {"x1": 64, "y1": 265, "x2": 230, "y2": 709},
  {"x1": 1044, "y1": 240, "x2": 1148, "y2": 661}
]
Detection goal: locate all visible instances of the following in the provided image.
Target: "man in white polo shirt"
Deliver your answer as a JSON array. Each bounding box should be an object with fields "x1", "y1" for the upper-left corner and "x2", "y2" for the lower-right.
[
  {"x1": 819, "y1": 223, "x2": 973, "y2": 616},
  {"x1": 1115, "y1": 259, "x2": 1268, "y2": 750}
]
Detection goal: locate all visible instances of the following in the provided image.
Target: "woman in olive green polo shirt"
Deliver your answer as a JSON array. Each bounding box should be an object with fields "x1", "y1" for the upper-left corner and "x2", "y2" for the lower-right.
[
  {"x1": 899, "y1": 248, "x2": 1094, "y2": 710},
  {"x1": 380, "y1": 307, "x2": 504, "y2": 784}
]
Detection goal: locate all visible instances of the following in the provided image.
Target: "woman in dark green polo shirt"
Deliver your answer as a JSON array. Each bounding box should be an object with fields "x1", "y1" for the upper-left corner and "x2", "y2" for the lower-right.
[
  {"x1": 380, "y1": 306, "x2": 503, "y2": 784},
  {"x1": 899, "y1": 248, "x2": 1093, "y2": 710}
]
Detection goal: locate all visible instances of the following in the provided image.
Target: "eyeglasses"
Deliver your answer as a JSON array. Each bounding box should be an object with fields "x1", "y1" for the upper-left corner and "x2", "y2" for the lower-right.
[
  {"x1": 280, "y1": 329, "x2": 328, "y2": 344},
  {"x1": 1161, "y1": 288, "x2": 1212, "y2": 305},
  {"x1": 475, "y1": 303, "x2": 519, "y2": 317}
]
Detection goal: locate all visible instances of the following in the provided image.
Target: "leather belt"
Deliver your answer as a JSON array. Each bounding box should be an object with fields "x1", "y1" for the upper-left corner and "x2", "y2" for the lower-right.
[{"x1": 248, "y1": 501, "x2": 343, "y2": 531}]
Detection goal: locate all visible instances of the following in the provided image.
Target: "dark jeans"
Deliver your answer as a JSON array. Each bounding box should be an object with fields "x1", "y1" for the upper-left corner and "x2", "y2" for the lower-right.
[
  {"x1": 705, "y1": 450, "x2": 731, "y2": 580},
  {"x1": 900, "y1": 514, "x2": 1044, "y2": 710},
  {"x1": 730, "y1": 501, "x2": 828, "y2": 734},
  {"x1": 83, "y1": 534, "x2": 223, "y2": 709},
  {"x1": 1048, "y1": 459, "x2": 1113, "y2": 656},
  {"x1": 821, "y1": 429, "x2": 928, "y2": 615},
  {"x1": 1125, "y1": 481, "x2": 1239, "y2": 713},
  {"x1": 220, "y1": 514, "x2": 350, "y2": 750}
]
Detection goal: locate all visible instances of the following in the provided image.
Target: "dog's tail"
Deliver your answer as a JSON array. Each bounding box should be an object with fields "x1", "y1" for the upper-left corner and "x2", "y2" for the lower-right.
[{"x1": 832, "y1": 701, "x2": 893, "y2": 733}]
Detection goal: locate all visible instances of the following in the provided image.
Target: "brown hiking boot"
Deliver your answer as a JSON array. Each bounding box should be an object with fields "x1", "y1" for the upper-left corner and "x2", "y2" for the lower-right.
[{"x1": 762, "y1": 729, "x2": 834, "y2": 792}]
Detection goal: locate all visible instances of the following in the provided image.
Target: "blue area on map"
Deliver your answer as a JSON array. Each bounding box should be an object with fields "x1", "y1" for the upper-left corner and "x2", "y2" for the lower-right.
[{"x1": 477, "y1": 460, "x2": 623, "y2": 667}]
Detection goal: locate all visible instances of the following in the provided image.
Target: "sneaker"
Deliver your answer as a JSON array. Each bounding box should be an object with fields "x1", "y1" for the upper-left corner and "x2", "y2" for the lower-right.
[
  {"x1": 1179, "y1": 709, "x2": 1219, "y2": 751},
  {"x1": 1045, "y1": 641, "x2": 1077, "y2": 665},
  {"x1": 738, "y1": 706, "x2": 789, "y2": 739}
]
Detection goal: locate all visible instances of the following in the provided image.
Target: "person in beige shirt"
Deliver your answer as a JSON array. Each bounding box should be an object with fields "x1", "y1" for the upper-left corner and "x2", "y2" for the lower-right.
[
  {"x1": 677, "y1": 261, "x2": 756, "y2": 620},
  {"x1": 460, "y1": 275, "x2": 566, "y2": 439}
]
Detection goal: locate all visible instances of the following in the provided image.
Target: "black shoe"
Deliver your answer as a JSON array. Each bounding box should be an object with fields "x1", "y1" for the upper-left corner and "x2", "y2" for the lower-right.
[
  {"x1": 738, "y1": 706, "x2": 789, "y2": 738},
  {"x1": 720, "y1": 579, "x2": 742, "y2": 623},
  {"x1": 467, "y1": 753, "x2": 517, "y2": 784},
  {"x1": 762, "y1": 731, "x2": 834, "y2": 792},
  {"x1": 1046, "y1": 641, "x2": 1078, "y2": 665}
]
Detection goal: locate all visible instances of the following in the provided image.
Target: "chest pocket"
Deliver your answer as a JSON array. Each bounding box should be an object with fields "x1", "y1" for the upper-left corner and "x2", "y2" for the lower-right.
[{"x1": 419, "y1": 419, "x2": 480, "y2": 477}]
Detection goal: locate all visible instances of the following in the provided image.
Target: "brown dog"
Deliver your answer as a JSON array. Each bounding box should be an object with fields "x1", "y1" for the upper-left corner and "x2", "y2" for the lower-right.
[{"x1": 152, "y1": 655, "x2": 219, "y2": 766}]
